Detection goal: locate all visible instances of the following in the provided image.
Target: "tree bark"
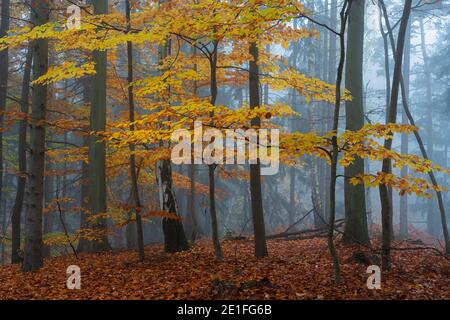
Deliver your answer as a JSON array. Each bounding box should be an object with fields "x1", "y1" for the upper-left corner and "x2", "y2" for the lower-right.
[
  {"x1": 77, "y1": 79, "x2": 92, "y2": 253},
  {"x1": 343, "y1": 0, "x2": 370, "y2": 245},
  {"x1": 381, "y1": 0, "x2": 450, "y2": 254},
  {"x1": 87, "y1": 0, "x2": 111, "y2": 252},
  {"x1": 378, "y1": 0, "x2": 412, "y2": 270},
  {"x1": 11, "y1": 44, "x2": 32, "y2": 264},
  {"x1": 328, "y1": 0, "x2": 351, "y2": 284},
  {"x1": 22, "y1": 0, "x2": 49, "y2": 272},
  {"x1": 249, "y1": 41, "x2": 268, "y2": 257},
  {"x1": 0, "y1": 0, "x2": 10, "y2": 246},
  {"x1": 158, "y1": 0, "x2": 188, "y2": 253},
  {"x1": 419, "y1": 17, "x2": 439, "y2": 236},
  {"x1": 208, "y1": 40, "x2": 223, "y2": 260},
  {"x1": 125, "y1": 0, "x2": 145, "y2": 262},
  {"x1": 399, "y1": 16, "x2": 411, "y2": 240}
]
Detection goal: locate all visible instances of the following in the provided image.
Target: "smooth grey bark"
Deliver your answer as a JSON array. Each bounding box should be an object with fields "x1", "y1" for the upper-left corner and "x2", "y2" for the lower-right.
[
  {"x1": 87, "y1": 0, "x2": 111, "y2": 252},
  {"x1": 11, "y1": 45, "x2": 32, "y2": 264},
  {"x1": 343, "y1": 0, "x2": 370, "y2": 245},
  {"x1": 22, "y1": 0, "x2": 49, "y2": 272},
  {"x1": 249, "y1": 41, "x2": 268, "y2": 258}
]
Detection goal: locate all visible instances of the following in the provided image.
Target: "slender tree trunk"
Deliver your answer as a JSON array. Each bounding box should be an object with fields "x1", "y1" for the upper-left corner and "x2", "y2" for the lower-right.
[
  {"x1": 88, "y1": 0, "x2": 111, "y2": 252},
  {"x1": 22, "y1": 0, "x2": 49, "y2": 272},
  {"x1": 343, "y1": 0, "x2": 370, "y2": 245},
  {"x1": 187, "y1": 46, "x2": 198, "y2": 243},
  {"x1": 0, "y1": 0, "x2": 10, "y2": 243},
  {"x1": 329, "y1": 0, "x2": 351, "y2": 284},
  {"x1": 419, "y1": 17, "x2": 438, "y2": 236},
  {"x1": 125, "y1": 0, "x2": 145, "y2": 262},
  {"x1": 207, "y1": 40, "x2": 223, "y2": 260},
  {"x1": 249, "y1": 41, "x2": 268, "y2": 258},
  {"x1": 381, "y1": 0, "x2": 450, "y2": 254},
  {"x1": 378, "y1": 4, "x2": 395, "y2": 237},
  {"x1": 289, "y1": 167, "x2": 296, "y2": 228},
  {"x1": 11, "y1": 45, "x2": 32, "y2": 264},
  {"x1": 77, "y1": 78, "x2": 92, "y2": 253},
  {"x1": 43, "y1": 162, "x2": 53, "y2": 258},
  {"x1": 399, "y1": 17, "x2": 411, "y2": 240},
  {"x1": 378, "y1": 0, "x2": 412, "y2": 270},
  {"x1": 324, "y1": 0, "x2": 338, "y2": 223},
  {"x1": 157, "y1": 0, "x2": 188, "y2": 253}
]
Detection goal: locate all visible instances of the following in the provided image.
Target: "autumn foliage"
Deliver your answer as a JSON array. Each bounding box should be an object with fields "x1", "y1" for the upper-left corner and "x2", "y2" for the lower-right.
[{"x1": 0, "y1": 238, "x2": 448, "y2": 300}]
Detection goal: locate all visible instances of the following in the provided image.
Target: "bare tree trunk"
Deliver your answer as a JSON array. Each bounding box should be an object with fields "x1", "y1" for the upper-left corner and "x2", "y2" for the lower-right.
[
  {"x1": 207, "y1": 40, "x2": 223, "y2": 260},
  {"x1": 328, "y1": 0, "x2": 351, "y2": 284},
  {"x1": 289, "y1": 167, "x2": 296, "y2": 228},
  {"x1": 157, "y1": 0, "x2": 188, "y2": 253},
  {"x1": 343, "y1": 0, "x2": 370, "y2": 245},
  {"x1": 249, "y1": 41, "x2": 268, "y2": 258},
  {"x1": 400, "y1": 16, "x2": 411, "y2": 240},
  {"x1": 187, "y1": 46, "x2": 198, "y2": 243},
  {"x1": 324, "y1": 0, "x2": 338, "y2": 222},
  {"x1": 0, "y1": 0, "x2": 10, "y2": 245},
  {"x1": 11, "y1": 44, "x2": 32, "y2": 264},
  {"x1": 22, "y1": 0, "x2": 50, "y2": 272},
  {"x1": 159, "y1": 159, "x2": 189, "y2": 253},
  {"x1": 419, "y1": 17, "x2": 439, "y2": 236},
  {"x1": 77, "y1": 79, "x2": 92, "y2": 253},
  {"x1": 378, "y1": 0, "x2": 412, "y2": 270},
  {"x1": 125, "y1": 0, "x2": 145, "y2": 262},
  {"x1": 87, "y1": 0, "x2": 111, "y2": 252},
  {"x1": 381, "y1": 0, "x2": 450, "y2": 254},
  {"x1": 43, "y1": 162, "x2": 53, "y2": 258}
]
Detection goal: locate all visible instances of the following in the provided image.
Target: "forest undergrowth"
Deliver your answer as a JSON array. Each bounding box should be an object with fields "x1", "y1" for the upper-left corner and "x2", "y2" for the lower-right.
[{"x1": 0, "y1": 235, "x2": 448, "y2": 300}]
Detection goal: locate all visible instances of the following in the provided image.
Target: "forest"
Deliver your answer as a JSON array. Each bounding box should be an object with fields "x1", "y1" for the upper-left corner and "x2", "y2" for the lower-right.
[{"x1": 0, "y1": 0, "x2": 449, "y2": 302}]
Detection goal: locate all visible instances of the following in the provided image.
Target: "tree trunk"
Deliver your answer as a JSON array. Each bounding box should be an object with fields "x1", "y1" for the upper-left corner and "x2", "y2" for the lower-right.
[
  {"x1": 378, "y1": 0, "x2": 412, "y2": 270},
  {"x1": 22, "y1": 0, "x2": 49, "y2": 272},
  {"x1": 125, "y1": 0, "x2": 145, "y2": 262},
  {"x1": 77, "y1": 79, "x2": 92, "y2": 253},
  {"x1": 187, "y1": 46, "x2": 198, "y2": 243},
  {"x1": 159, "y1": 160, "x2": 189, "y2": 253},
  {"x1": 42, "y1": 162, "x2": 53, "y2": 258},
  {"x1": 158, "y1": 0, "x2": 188, "y2": 253},
  {"x1": 289, "y1": 167, "x2": 296, "y2": 228},
  {"x1": 343, "y1": 0, "x2": 370, "y2": 245},
  {"x1": 249, "y1": 41, "x2": 268, "y2": 257},
  {"x1": 0, "y1": 0, "x2": 10, "y2": 245},
  {"x1": 399, "y1": 16, "x2": 412, "y2": 240},
  {"x1": 11, "y1": 44, "x2": 32, "y2": 264},
  {"x1": 419, "y1": 17, "x2": 439, "y2": 236},
  {"x1": 87, "y1": 0, "x2": 111, "y2": 252},
  {"x1": 328, "y1": 0, "x2": 351, "y2": 284},
  {"x1": 207, "y1": 40, "x2": 223, "y2": 260},
  {"x1": 381, "y1": 0, "x2": 450, "y2": 254}
]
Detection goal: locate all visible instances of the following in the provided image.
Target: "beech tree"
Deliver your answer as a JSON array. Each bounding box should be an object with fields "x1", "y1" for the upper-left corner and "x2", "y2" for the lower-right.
[
  {"x1": 343, "y1": 0, "x2": 370, "y2": 245},
  {"x1": 22, "y1": 0, "x2": 49, "y2": 272}
]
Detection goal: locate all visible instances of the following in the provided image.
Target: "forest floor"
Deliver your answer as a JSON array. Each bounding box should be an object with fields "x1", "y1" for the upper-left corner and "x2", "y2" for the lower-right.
[{"x1": 0, "y1": 237, "x2": 448, "y2": 300}]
